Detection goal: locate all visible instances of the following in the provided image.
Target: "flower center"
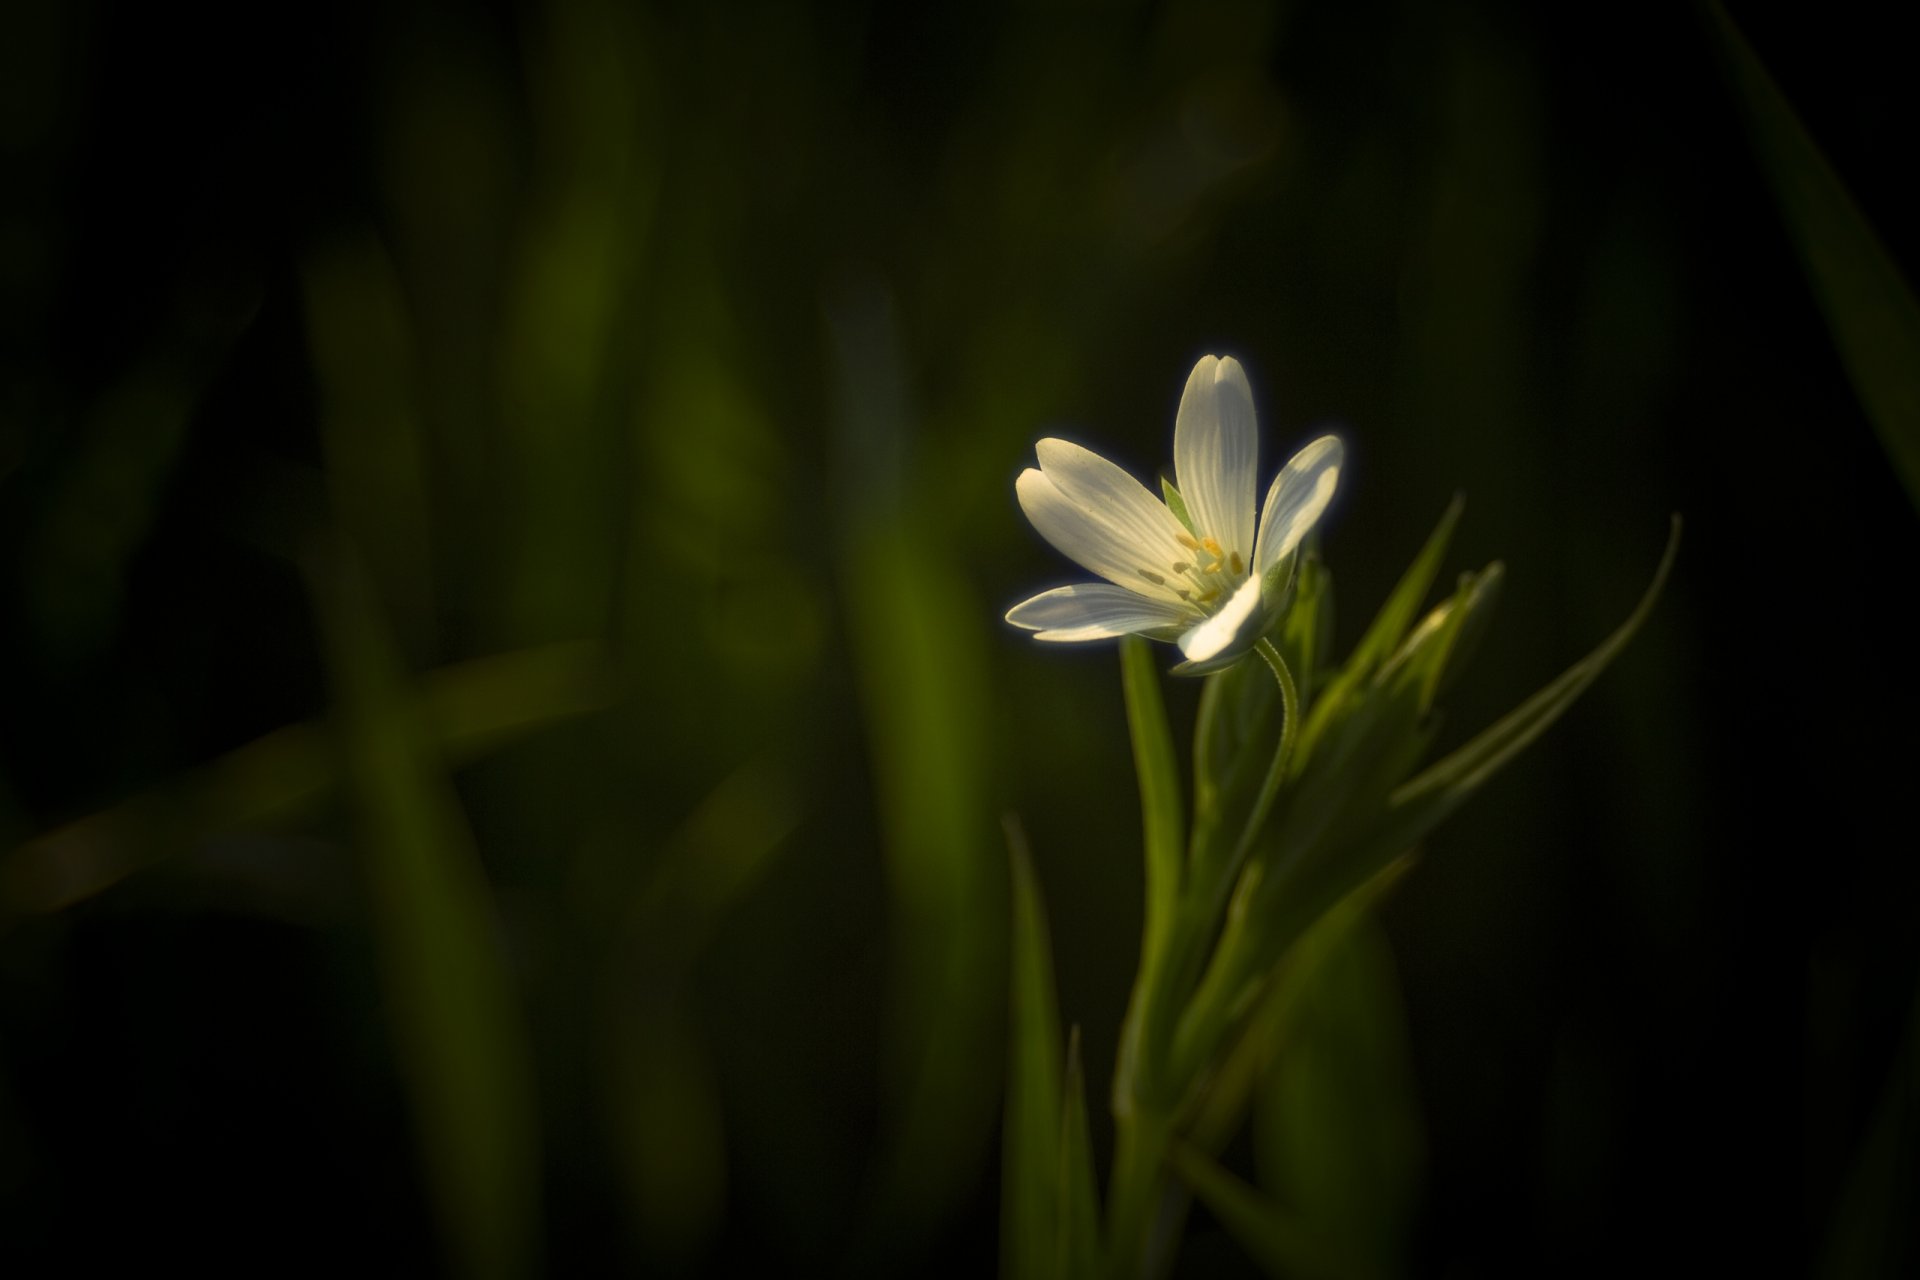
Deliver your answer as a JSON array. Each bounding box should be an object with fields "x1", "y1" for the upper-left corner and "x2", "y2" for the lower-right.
[{"x1": 1138, "y1": 531, "x2": 1244, "y2": 611}]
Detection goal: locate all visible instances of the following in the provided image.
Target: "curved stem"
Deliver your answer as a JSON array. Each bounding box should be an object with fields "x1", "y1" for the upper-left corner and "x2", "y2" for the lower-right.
[{"x1": 1235, "y1": 638, "x2": 1300, "y2": 875}]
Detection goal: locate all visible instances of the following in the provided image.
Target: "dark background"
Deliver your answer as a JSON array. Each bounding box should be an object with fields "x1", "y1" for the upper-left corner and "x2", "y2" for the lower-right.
[{"x1": 2, "y1": 0, "x2": 1915, "y2": 1275}]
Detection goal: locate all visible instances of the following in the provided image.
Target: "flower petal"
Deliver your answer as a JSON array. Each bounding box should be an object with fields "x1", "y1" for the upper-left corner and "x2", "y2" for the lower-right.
[
  {"x1": 1015, "y1": 467, "x2": 1189, "y2": 603},
  {"x1": 1173, "y1": 355, "x2": 1258, "y2": 563},
  {"x1": 1175, "y1": 572, "x2": 1268, "y2": 666},
  {"x1": 1253, "y1": 434, "x2": 1343, "y2": 575},
  {"x1": 1006, "y1": 584, "x2": 1193, "y2": 642},
  {"x1": 1027, "y1": 439, "x2": 1192, "y2": 576}
]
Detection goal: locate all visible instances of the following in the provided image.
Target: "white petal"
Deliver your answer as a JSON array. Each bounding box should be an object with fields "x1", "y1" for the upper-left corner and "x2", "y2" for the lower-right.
[
  {"x1": 1016, "y1": 467, "x2": 1187, "y2": 602},
  {"x1": 1029, "y1": 438, "x2": 1191, "y2": 575},
  {"x1": 1173, "y1": 356, "x2": 1258, "y2": 562},
  {"x1": 1006, "y1": 584, "x2": 1193, "y2": 642},
  {"x1": 1175, "y1": 573, "x2": 1267, "y2": 664},
  {"x1": 1253, "y1": 435, "x2": 1343, "y2": 575}
]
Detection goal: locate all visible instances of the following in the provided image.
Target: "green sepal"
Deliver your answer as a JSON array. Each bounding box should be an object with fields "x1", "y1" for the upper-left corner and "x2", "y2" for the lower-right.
[{"x1": 1161, "y1": 477, "x2": 1197, "y2": 534}]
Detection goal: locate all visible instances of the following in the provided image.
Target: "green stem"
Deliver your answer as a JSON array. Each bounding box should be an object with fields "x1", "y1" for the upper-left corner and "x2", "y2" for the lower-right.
[
  {"x1": 1238, "y1": 639, "x2": 1300, "y2": 874},
  {"x1": 1107, "y1": 640, "x2": 1302, "y2": 1280},
  {"x1": 1105, "y1": 1108, "x2": 1171, "y2": 1280},
  {"x1": 1156, "y1": 639, "x2": 1298, "y2": 1102}
]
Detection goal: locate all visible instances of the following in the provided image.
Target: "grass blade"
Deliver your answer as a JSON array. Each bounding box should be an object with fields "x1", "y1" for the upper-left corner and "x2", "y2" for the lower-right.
[
  {"x1": 1709, "y1": 3, "x2": 1920, "y2": 508},
  {"x1": 1004, "y1": 818, "x2": 1065, "y2": 1280},
  {"x1": 1057, "y1": 1026, "x2": 1101, "y2": 1280},
  {"x1": 312, "y1": 543, "x2": 541, "y2": 1280},
  {"x1": 1, "y1": 641, "x2": 612, "y2": 919}
]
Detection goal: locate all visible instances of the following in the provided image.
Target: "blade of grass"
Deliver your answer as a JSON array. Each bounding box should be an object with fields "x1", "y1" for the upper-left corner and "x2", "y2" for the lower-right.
[
  {"x1": 1, "y1": 641, "x2": 613, "y2": 919},
  {"x1": 1057, "y1": 1026, "x2": 1101, "y2": 1280},
  {"x1": 312, "y1": 541, "x2": 541, "y2": 1280},
  {"x1": 1004, "y1": 817, "x2": 1065, "y2": 1280},
  {"x1": 1709, "y1": 2, "x2": 1920, "y2": 508},
  {"x1": 829, "y1": 279, "x2": 1003, "y2": 1251}
]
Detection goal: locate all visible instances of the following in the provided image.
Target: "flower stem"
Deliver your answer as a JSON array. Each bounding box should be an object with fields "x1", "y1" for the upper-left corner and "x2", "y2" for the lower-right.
[
  {"x1": 1107, "y1": 640, "x2": 1302, "y2": 1279},
  {"x1": 1157, "y1": 638, "x2": 1300, "y2": 1097},
  {"x1": 1240, "y1": 638, "x2": 1301, "y2": 871}
]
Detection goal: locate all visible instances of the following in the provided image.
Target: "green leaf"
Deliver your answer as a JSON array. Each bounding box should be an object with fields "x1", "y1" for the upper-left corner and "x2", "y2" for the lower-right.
[
  {"x1": 1432, "y1": 562, "x2": 1504, "y2": 702},
  {"x1": 312, "y1": 543, "x2": 541, "y2": 1280},
  {"x1": 1276, "y1": 551, "x2": 1333, "y2": 700},
  {"x1": 1003, "y1": 818, "x2": 1065, "y2": 1280},
  {"x1": 1377, "y1": 561, "x2": 1503, "y2": 714},
  {"x1": 1388, "y1": 518, "x2": 1678, "y2": 822},
  {"x1": 1254, "y1": 910, "x2": 1424, "y2": 1278},
  {"x1": 1710, "y1": 3, "x2": 1920, "y2": 509},
  {"x1": 1121, "y1": 636, "x2": 1185, "y2": 978},
  {"x1": 1245, "y1": 520, "x2": 1677, "y2": 981},
  {"x1": 1183, "y1": 855, "x2": 1413, "y2": 1158},
  {"x1": 1169, "y1": 523, "x2": 1667, "y2": 1093},
  {"x1": 1192, "y1": 652, "x2": 1280, "y2": 865},
  {"x1": 1299, "y1": 496, "x2": 1463, "y2": 761},
  {"x1": 1168, "y1": 668, "x2": 1430, "y2": 1087},
  {"x1": 1057, "y1": 1027, "x2": 1102, "y2": 1280}
]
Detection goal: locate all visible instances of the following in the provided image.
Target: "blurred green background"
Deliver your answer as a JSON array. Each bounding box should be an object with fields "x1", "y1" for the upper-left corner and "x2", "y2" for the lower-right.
[{"x1": 2, "y1": 0, "x2": 1915, "y2": 1274}]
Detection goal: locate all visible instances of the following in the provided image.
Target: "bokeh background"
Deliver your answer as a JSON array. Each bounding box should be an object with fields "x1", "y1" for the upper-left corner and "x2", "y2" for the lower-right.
[{"x1": 2, "y1": 0, "x2": 1914, "y2": 1275}]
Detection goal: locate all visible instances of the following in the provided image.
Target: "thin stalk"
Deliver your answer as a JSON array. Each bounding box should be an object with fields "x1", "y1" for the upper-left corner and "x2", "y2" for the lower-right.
[
  {"x1": 1106, "y1": 639, "x2": 1302, "y2": 1280},
  {"x1": 1236, "y1": 638, "x2": 1300, "y2": 879}
]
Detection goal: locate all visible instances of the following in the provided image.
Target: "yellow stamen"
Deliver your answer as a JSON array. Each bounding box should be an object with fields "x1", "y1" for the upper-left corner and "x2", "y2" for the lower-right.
[
  {"x1": 1229, "y1": 551, "x2": 1244, "y2": 575},
  {"x1": 1201, "y1": 536, "x2": 1224, "y2": 557},
  {"x1": 1196, "y1": 587, "x2": 1220, "y2": 604},
  {"x1": 1175, "y1": 532, "x2": 1202, "y2": 552}
]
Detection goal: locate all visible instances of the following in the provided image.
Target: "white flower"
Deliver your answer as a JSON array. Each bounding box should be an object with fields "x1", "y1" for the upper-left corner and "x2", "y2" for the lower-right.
[{"x1": 1006, "y1": 355, "x2": 1343, "y2": 669}]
